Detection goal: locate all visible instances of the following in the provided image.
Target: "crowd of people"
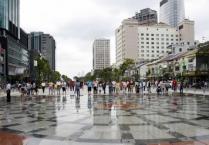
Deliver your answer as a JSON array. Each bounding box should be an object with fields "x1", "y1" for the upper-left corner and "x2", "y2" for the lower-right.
[{"x1": 2, "y1": 79, "x2": 209, "y2": 103}]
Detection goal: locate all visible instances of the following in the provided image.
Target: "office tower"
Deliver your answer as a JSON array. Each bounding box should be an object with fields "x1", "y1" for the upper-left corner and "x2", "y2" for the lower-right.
[
  {"x1": 0, "y1": 0, "x2": 20, "y2": 38},
  {"x1": 93, "y1": 39, "x2": 110, "y2": 70},
  {"x1": 138, "y1": 23, "x2": 179, "y2": 61},
  {"x1": 115, "y1": 18, "x2": 139, "y2": 66},
  {"x1": 29, "y1": 32, "x2": 56, "y2": 73},
  {"x1": 133, "y1": 8, "x2": 158, "y2": 25},
  {"x1": 160, "y1": 0, "x2": 185, "y2": 27},
  {"x1": 0, "y1": 0, "x2": 29, "y2": 82}
]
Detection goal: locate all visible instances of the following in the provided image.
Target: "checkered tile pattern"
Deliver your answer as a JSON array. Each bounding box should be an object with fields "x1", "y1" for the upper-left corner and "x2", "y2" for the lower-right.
[{"x1": 0, "y1": 92, "x2": 209, "y2": 145}]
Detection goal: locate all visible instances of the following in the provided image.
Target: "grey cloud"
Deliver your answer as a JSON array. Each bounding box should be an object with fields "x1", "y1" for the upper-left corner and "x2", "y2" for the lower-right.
[{"x1": 56, "y1": 17, "x2": 119, "y2": 41}]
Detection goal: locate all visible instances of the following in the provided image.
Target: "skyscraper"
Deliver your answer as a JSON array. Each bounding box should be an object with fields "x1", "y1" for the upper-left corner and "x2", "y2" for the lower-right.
[
  {"x1": 160, "y1": 0, "x2": 185, "y2": 27},
  {"x1": 28, "y1": 32, "x2": 56, "y2": 73},
  {"x1": 115, "y1": 18, "x2": 139, "y2": 66},
  {"x1": 0, "y1": 0, "x2": 20, "y2": 38},
  {"x1": 93, "y1": 39, "x2": 110, "y2": 70},
  {"x1": 0, "y1": 0, "x2": 29, "y2": 82}
]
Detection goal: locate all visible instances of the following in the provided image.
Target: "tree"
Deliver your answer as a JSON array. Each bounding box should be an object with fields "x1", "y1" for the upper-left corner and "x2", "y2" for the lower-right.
[
  {"x1": 37, "y1": 56, "x2": 51, "y2": 83},
  {"x1": 62, "y1": 75, "x2": 71, "y2": 82},
  {"x1": 51, "y1": 71, "x2": 61, "y2": 82},
  {"x1": 119, "y1": 59, "x2": 135, "y2": 76},
  {"x1": 112, "y1": 68, "x2": 121, "y2": 81}
]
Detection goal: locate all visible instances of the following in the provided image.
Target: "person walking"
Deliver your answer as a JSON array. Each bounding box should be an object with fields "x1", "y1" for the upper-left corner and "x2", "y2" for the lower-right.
[
  {"x1": 147, "y1": 80, "x2": 151, "y2": 94},
  {"x1": 87, "y1": 80, "x2": 93, "y2": 95},
  {"x1": 75, "y1": 80, "x2": 81, "y2": 98},
  {"x1": 202, "y1": 81, "x2": 208, "y2": 94},
  {"x1": 108, "y1": 81, "x2": 113, "y2": 95},
  {"x1": 93, "y1": 81, "x2": 98, "y2": 94},
  {"x1": 6, "y1": 82, "x2": 11, "y2": 103},
  {"x1": 48, "y1": 82, "x2": 53, "y2": 95},
  {"x1": 143, "y1": 81, "x2": 146, "y2": 91},
  {"x1": 102, "y1": 82, "x2": 106, "y2": 94},
  {"x1": 41, "y1": 82, "x2": 46, "y2": 94},
  {"x1": 172, "y1": 79, "x2": 177, "y2": 93},
  {"x1": 180, "y1": 81, "x2": 184, "y2": 96},
  {"x1": 62, "y1": 81, "x2": 67, "y2": 96},
  {"x1": 112, "y1": 81, "x2": 116, "y2": 93},
  {"x1": 116, "y1": 81, "x2": 120, "y2": 95},
  {"x1": 56, "y1": 81, "x2": 61, "y2": 96}
]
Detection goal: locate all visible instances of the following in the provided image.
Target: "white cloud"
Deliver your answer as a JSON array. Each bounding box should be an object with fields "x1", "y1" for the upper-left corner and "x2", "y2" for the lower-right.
[{"x1": 20, "y1": 0, "x2": 209, "y2": 78}]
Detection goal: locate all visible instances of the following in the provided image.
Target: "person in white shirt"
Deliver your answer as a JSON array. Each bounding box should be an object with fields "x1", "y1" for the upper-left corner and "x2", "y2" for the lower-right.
[
  {"x1": 41, "y1": 82, "x2": 46, "y2": 94},
  {"x1": 56, "y1": 81, "x2": 61, "y2": 95},
  {"x1": 6, "y1": 83, "x2": 11, "y2": 102},
  {"x1": 112, "y1": 81, "x2": 116, "y2": 93}
]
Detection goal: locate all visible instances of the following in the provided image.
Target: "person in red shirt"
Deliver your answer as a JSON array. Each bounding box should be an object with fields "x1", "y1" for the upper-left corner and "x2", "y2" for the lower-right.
[{"x1": 172, "y1": 79, "x2": 177, "y2": 92}]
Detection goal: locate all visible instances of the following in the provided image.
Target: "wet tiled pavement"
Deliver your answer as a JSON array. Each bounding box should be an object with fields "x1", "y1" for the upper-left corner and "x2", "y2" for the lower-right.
[{"x1": 0, "y1": 90, "x2": 209, "y2": 145}]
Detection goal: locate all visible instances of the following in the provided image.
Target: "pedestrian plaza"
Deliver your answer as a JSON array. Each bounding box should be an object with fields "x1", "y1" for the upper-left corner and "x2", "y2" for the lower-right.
[{"x1": 1, "y1": 89, "x2": 209, "y2": 145}]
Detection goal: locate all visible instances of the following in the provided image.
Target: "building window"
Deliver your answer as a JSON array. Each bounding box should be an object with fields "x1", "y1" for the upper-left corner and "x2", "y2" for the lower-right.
[
  {"x1": 161, "y1": 34, "x2": 164, "y2": 37},
  {"x1": 151, "y1": 34, "x2": 154, "y2": 36},
  {"x1": 141, "y1": 33, "x2": 144, "y2": 36},
  {"x1": 146, "y1": 34, "x2": 149, "y2": 36},
  {"x1": 151, "y1": 42, "x2": 154, "y2": 44},
  {"x1": 151, "y1": 38, "x2": 154, "y2": 40},
  {"x1": 146, "y1": 42, "x2": 149, "y2": 44},
  {"x1": 141, "y1": 37, "x2": 144, "y2": 40},
  {"x1": 146, "y1": 38, "x2": 149, "y2": 40}
]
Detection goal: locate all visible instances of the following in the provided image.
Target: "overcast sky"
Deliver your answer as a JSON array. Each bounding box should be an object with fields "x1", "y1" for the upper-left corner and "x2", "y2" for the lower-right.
[{"x1": 21, "y1": 0, "x2": 209, "y2": 78}]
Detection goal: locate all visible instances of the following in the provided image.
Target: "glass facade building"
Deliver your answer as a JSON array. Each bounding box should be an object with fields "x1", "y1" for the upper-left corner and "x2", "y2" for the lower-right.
[
  {"x1": 0, "y1": 0, "x2": 20, "y2": 38},
  {"x1": 160, "y1": 0, "x2": 185, "y2": 27},
  {"x1": 0, "y1": 0, "x2": 29, "y2": 82}
]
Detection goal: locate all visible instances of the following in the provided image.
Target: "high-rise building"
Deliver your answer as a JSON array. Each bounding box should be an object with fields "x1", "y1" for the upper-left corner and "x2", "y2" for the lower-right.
[
  {"x1": 29, "y1": 32, "x2": 56, "y2": 74},
  {"x1": 160, "y1": 0, "x2": 185, "y2": 27},
  {"x1": 133, "y1": 8, "x2": 158, "y2": 25},
  {"x1": 0, "y1": 0, "x2": 20, "y2": 38},
  {"x1": 93, "y1": 39, "x2": 110, "y2": 70},
  {"x1": 138, "y1": 23, "x2": 179, "y2": 61},
  {"x1": 116, "y1": 9, "x2": 158, "y2": 66},
  {"x1": 0, "y1": 0, "x2": 29, "y2": 82},
  {"x1": 115, "y1": 18, "x2": 139, "y2": 66}
]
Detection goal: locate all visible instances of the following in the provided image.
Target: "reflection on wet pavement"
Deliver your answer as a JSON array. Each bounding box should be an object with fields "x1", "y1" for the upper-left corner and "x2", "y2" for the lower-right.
[{"x1": 0, "y1": 91, "x2": 209, "y2": 145}]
